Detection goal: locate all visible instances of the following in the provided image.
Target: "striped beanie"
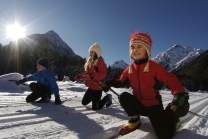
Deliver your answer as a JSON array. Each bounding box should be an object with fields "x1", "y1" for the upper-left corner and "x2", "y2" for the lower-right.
[{"x1": 129, "y1": 31, "x2": 152, "y2": 73}]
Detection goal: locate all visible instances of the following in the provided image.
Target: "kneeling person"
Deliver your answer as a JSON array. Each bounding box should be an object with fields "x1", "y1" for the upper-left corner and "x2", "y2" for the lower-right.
[{"x1": 15, "y1": 57, "x2": 61, "y2": 105}]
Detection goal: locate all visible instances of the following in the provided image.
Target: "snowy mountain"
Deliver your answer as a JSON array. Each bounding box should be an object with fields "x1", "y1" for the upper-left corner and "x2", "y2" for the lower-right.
[
  {"x1": 111, "y1": 45, "x2": 205, "y2": 72},
  {"x1": 111, "y1": 60, "x2": 129, "y2": 70},
  {"x1": 8, "y1": 32, "x2": 205, "y2": 73},
  {"x1": 152, "y1": 44, "x2": 205, "y2": 72},
  {"x1": 9, "y1": 30, "x2": 76, "y2": 57}
]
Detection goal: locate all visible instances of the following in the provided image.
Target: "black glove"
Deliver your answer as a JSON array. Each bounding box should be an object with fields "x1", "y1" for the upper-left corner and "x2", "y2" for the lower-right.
[
  {"x1": 102, "y1": 86, "x2": 110, "y2": 92},
  {"x1": 171, "y1": 93, "x2": 189, "y2": 108},
  {"x1": 167, "y1": 93, "x2": 189, "y2": 117},
  {"x1": 100, "y1": 82, "x2": 110, "y2": 92},
  {"x1": 15, "y1": 78, "x2": 26, "y2": 85},
  {"x1": 55, "y1": 96, "x2": 61, "y2": 105}
]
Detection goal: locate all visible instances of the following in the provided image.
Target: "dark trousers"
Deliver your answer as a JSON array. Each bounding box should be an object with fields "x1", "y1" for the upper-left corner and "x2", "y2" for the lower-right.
[
  {"x1": 119, "y1": 92, "x2": 177, "y2": 139},
  {"x1": 26, "y1": 83, "x2": 51, "y2": 102},
  {"x1": 82, "y1": 88, "x2": 109, "y2": 110}
]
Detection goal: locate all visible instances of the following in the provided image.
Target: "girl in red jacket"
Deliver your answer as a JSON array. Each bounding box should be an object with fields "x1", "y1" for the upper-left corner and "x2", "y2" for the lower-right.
[
  {"x1": 75, "y1": 42, "x2": 112, "y2": 110},
  {"x1": 101, "y1": 32, "x2": 189, "y2": 139}
]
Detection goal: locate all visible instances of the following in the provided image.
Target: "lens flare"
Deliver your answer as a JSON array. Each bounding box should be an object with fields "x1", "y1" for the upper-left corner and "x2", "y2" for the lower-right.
[{"x1": 6, "y1": 23, "x2": 25, "y2": 40}]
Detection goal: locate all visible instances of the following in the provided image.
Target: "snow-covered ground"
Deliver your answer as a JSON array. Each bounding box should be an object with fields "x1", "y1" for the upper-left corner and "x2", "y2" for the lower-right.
[{"x1": 0, "y1": 73, "x2": 207, "y2": 139}]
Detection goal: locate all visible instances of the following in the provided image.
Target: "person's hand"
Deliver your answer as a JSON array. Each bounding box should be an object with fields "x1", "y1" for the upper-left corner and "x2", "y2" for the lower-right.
[
  {"x1": 100, "y1": 82, "x2": 110, "y2": 92},
  {"x1": 166, "y1": 93, "x2": 189, "y2": 117},
  {"x1": 82, "y1": 73, "x2": 93, "y2": 80},
  {"x1": 100, "y1": 82, "x2": 107, "y2": 87},
  {"x1": 74, "y1": 75, "x2": 81, "y2": 82},
  {"x1": 171, "y1": 93, "x2": 189, "y2": 112},
  {"x1": 55, "y1": 96, "x2": 61, "y2": 105},
  {"x1": 15, "y1": 78, "x2": 26, "y2": 85}
]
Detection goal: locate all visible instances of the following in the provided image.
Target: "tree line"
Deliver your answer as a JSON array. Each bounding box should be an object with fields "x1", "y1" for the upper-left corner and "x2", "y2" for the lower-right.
[
  {"x1": 1, "y1": 42, "x2": 207, "y2": 92},
  {"x1": 0, "y1": 43, "x2": 123, "y2": 81},
  {"x1": 0, "y1": 42, "x2": 85, "y2": 80},
  {"x1": 172, "y1": 50, "x2": 208, "y2": 92}
]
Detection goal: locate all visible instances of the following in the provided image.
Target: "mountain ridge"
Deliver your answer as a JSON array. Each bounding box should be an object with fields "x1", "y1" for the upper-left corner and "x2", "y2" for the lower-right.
[
  {"x1": 151, "y1": 44, "x2": 205, "y2": 72},
  {"x1": 7, "y1": 31, "x2": 205, "y2": 73},
  {"x1": 9, "y1": 30, "x2": 76, "y2": 58},
  {"x1": 111, "y1": 44, "x2": 205, "y2": 72}
]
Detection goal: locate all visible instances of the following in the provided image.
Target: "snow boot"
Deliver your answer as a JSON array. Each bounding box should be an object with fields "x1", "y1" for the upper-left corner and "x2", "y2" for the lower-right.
[
  {"x1": 119, "y1": 117, "x2": 141, "y2": 135},
  {"x1": 106, "y1": 94, "x2": 112, "y2": 107}
]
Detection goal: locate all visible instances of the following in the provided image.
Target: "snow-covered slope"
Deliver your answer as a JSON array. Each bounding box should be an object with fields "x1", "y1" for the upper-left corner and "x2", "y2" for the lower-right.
[
  {"x1": 111, "y1": 60, "x2": 128, "y2": 70},
  {"x1": 0, "y1": 73, "x2": 208, "y2": 139},
  {"x1": 152, "y1": 44, "x2": 205, "y2": 72}
]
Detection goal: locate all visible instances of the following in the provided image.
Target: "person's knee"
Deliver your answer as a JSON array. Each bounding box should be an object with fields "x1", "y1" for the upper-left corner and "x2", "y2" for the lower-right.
[
  {"x1": 26, "y1": 92, "x2": 41, "y2": 102},
  {"x1": 29, "y1": 82, "x2": 36, "y2": 89},
  {"x1": 119, "y1": 92, "x2": 131, "y2": 102},
  {"x1": 120, "y1": 92, "x2": 131, "y2": 96},
  {"x1": 82, "y1": 100, "x2": 88, "y2": 106},
  {"x1": 26, "y1": 96, "x2": 33, "y2": 102}
]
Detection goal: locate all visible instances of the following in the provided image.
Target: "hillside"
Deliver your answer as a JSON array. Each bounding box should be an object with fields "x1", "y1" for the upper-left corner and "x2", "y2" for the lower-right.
[
  {"x1": 8, "y1": 30, "x2": 76, "y2": 58},
  {"x1": 152, "y1": 44, "x2": 205, "y2": 72},
  {"x1": 172, "y1": 50, "x2": 208, "y2": 91}
]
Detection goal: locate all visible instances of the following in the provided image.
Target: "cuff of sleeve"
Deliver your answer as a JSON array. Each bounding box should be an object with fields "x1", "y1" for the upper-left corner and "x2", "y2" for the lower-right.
[
  {"x1": 79, "y1": 73, "x2": 84, "y2": 79},
  {"x1": 105, "y1": 79, "x2": 114, "y2": 88}
]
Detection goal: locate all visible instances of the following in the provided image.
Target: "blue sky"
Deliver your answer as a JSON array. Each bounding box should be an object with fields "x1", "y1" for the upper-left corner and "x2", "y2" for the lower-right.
[{"x1": 0, "y1": 0, "x2": 208, "y2": 66}]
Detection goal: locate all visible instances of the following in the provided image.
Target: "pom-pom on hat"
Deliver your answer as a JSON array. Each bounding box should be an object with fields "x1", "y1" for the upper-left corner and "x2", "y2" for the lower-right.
[
  {"x1": 36, "y1": 57, "x2": 49, "y2": 69},
  {"x1": 129, "y1": 32, "x2": 153, "y2": 73},
  {"x1": 89, "y1": 42, "x2": 102, "y2": 58}
]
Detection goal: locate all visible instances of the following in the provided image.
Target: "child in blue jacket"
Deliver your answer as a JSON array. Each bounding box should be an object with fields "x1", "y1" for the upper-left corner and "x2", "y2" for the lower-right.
[{"x1": 15, "y1": 57, "x2": 61, "y2": 105}]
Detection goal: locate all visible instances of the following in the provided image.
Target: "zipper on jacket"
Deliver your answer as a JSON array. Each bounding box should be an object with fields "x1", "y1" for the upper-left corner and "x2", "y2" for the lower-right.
[{"x1": 137, "y1": 64, "x2": 143, "y2": 101}]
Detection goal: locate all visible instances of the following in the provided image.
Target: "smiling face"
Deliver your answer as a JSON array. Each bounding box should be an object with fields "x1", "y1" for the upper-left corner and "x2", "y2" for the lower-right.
[
  {"x1": 130, "y1": 44, "x2": 148, "y2": 61},
  {"x1": 37, "y1": 64, "x2": 46, "y2": 71},
  {"x1": 89, "y1": 51, "x2": 96, "y2": 59}
]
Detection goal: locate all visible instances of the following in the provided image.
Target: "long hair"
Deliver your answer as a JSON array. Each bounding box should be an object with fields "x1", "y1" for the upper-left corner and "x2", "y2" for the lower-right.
[{"x1": 84, "y1": 53, "x2": 99, "y2": 70}]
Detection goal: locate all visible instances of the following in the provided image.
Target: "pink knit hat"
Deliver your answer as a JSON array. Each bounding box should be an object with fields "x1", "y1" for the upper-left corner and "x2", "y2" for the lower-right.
[{"x1": 129, "y1": 31, "x2": 153, "y2": 73}]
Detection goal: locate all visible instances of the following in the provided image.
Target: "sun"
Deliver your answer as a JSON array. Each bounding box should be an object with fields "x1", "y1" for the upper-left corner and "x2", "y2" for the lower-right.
[{"x1": 6, "y1": 23, "x2": 25, "y2": 40}]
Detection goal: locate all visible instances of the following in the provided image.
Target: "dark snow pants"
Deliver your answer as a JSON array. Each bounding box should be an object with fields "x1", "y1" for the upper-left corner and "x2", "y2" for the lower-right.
[
  {"x1": 26, "y1": 83, "x2": 51, "y2": 102},
  {"x1": 119, "y1": 92, "x2": 178, "y2": 139},
  {"x1": 82, "y1": 88, "x2": 109, "y2": 110}
]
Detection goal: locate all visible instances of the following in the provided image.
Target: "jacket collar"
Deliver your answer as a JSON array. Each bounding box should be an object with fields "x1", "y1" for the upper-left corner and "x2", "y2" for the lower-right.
[{"x1": 134, "y1": 58, "x2": 148, "y2": 65}]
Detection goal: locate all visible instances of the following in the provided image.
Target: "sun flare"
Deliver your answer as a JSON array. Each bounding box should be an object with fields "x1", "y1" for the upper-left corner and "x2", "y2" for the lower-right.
[{"x1": 6, "y1": 23, "x2": 25, "y2": 40}]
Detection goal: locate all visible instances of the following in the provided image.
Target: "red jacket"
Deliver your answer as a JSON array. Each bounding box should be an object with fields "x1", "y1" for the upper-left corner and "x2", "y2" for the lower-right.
[
  {"x1": 82, "y1": 58, "x2": 107, "y2": 90},
  {"x1": 109, "y1": 60, "x2": 185, "y2": 107}
]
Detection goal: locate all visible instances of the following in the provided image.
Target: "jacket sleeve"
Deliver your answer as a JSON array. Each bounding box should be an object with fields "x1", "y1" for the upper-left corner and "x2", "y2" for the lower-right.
[
  {"x1": 47, "y1": 71, "x2": 60, "y2": 97},
  {"x1": 154, "y1": 63, "x2": 185, "y2": 95},
  {"x1": 26, "y1": 72, "x2": 39, "y2": 81},
  {"x1": 105, "y1": 67, "x2": 129, "y2": 88},
  {"x1": 92, "y1": 60, "x2": 107, "y2": 81}
]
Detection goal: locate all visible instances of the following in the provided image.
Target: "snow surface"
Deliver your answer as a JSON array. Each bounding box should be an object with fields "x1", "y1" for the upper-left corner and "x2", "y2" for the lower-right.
[{"x1": 0, "y1": 73, "x2": 208, "y2": 139}]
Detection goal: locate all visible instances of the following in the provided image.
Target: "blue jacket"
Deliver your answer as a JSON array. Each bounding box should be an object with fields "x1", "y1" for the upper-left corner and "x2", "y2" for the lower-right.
[{"x1": 26, "y1": 69, "x2": 60, "y2": 97}]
